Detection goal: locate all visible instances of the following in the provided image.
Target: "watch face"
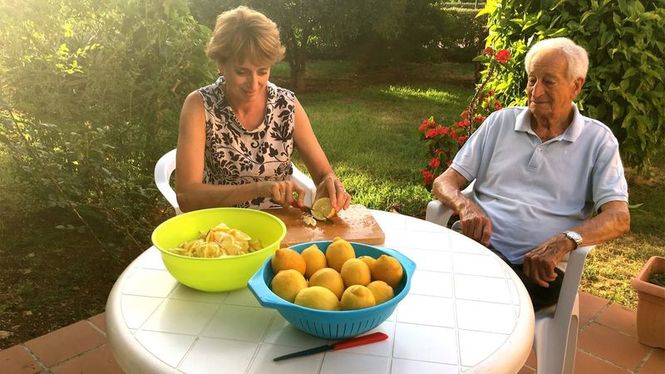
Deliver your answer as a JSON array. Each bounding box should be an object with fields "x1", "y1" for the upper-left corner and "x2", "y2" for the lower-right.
[{"x1": 565, "y1": 231, "x2": 582, "y2": 245}]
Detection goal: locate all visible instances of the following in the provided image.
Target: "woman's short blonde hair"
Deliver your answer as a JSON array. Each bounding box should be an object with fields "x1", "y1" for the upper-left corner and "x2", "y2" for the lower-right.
[{"x1": 206, "y1": 6, "x2": 285, "y2": 66}]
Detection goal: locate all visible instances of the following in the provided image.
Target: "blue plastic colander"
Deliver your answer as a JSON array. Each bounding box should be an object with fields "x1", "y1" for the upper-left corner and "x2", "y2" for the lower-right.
[{"x1": 248, "y1": 241, "x2": 415, "y2": 339}]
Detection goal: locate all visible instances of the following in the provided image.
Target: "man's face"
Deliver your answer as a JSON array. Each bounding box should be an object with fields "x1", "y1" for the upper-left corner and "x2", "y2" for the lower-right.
[{"x1": 526, "y1": 50, "x2": 583, "y2": 122}]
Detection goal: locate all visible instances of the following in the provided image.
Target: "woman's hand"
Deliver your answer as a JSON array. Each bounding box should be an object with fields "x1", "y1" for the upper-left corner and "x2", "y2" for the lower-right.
[
  {"x1": 258, "y1": 180, "x2": 306, "y2": 208},
  {"x1": 315, "y1": 174, "x2": 351, "y2": 211}
]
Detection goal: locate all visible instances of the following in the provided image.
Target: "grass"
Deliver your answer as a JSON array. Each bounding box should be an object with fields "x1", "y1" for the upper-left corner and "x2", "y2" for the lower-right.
[
  {"x1": 294, "y1": 83, "x2": 471, "y2": 216},
  {"x1": 1, "y1": 59, "x2": 663, "y2": 347},
  {"x1": 580, "y1": 163, "x2": 665, "y2": 308}
]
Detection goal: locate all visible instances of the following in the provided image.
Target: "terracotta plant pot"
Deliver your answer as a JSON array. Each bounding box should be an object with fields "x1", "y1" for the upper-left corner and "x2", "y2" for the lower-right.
[{"x1": 631, "y1": 256, "x2": 665, "y2": 348}]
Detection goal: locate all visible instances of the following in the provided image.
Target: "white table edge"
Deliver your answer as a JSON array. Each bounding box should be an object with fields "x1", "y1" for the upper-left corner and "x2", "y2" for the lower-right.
[{"x1": 106, "y1": 250, "x2": 177, "y2": 373}]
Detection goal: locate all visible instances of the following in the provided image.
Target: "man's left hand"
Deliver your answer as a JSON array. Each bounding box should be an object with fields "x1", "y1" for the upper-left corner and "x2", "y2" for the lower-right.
[{"x1": 523, "y1": 234, "x2": 576, "y2": 287}]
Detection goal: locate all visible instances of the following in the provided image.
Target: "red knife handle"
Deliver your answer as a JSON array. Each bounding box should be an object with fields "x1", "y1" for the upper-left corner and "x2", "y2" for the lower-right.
[{"x1": 332, "y1": 332, "x2": 389, "y2": 350}]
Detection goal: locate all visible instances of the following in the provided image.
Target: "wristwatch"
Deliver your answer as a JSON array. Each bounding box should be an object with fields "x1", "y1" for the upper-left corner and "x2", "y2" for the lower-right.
[{"x1": 563, "y1": 230, "x2": 583, "y2": 248}]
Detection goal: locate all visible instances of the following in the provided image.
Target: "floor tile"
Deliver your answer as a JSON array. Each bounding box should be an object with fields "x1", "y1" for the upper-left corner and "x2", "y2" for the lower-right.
[
  {"x1": 88, "y1": 313, "x2": 107, "y2": 334},
  {"x1": 578, "y1": 323, "x2": 650, "y2": 370},
  {"x1": 596, "y1": 303, "x2": 637, "y2": 337},
  {"x1": 0, "y1": 344, "x2": 43, "y2": 373},
  {"x1": 639, "y1": 348, "x2": 665, "y2": 374},
  {"x1": 574, "y1": 350, "x2": 627, "y2": 374},
  {"x1": 50, "y1": 344, "x2": 123, "y2": 374},
  {"x1": 579, "y1": 292, "x2": 609, "y2": 327},
  {"x1": 24, "y1": 321, "x2": 106, "y2": 367}
]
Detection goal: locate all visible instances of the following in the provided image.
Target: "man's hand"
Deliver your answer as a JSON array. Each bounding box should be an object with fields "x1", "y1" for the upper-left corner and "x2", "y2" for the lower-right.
[
  {"x1": 523, "y1": 234, "x2": 575, "y2": 287},
  {"x1": 458, "y1": 200, "x2": 492, "y2": 247}
]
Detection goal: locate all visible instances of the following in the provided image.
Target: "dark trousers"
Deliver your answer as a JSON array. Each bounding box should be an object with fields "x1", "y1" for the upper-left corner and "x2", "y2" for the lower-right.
[{"x1": 491, "y1": 249, "x2": 564, "y2": 311}]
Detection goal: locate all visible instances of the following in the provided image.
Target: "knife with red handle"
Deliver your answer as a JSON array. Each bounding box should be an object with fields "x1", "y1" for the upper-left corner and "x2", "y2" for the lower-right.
[{"x1": 273, "y1": 332, "x2": 389, "y2": 361}]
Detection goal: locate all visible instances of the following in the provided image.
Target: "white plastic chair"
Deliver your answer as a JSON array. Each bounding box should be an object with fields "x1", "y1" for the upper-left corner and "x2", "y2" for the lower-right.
[
  {"x1": 154, "y1": 148, "x2": 317, "y2": 214},
  {"x1": 425, "y1": 184, "x2": 594, "y2": 374}
]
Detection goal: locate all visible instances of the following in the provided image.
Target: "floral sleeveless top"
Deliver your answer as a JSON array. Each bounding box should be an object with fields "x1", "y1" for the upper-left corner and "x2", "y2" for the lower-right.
[{"x1": 197, "y1": 76, "x2": 295, "y2": 208}]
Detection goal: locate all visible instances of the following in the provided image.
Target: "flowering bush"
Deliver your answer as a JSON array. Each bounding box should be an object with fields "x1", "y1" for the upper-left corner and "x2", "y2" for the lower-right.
[{"x1": 418, "y1": 47, "x2": 511, "y2": 189}]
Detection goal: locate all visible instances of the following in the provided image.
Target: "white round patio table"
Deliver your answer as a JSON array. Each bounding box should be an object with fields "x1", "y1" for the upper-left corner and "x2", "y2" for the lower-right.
[{"x1": 106, "y1": 210, "x2": 534, "y2": 373}]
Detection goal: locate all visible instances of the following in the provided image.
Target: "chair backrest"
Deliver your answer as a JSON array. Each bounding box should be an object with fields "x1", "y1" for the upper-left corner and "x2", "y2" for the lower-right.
[
  {"x1": 154, "y1": 148, "x2": 317, "y2": 214},
  {"x1": 154, "y1": 149, "x2": 180, "y2": 214}
]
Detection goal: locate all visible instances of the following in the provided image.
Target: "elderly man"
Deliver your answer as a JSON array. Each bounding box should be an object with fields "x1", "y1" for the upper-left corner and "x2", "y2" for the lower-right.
[{"x1": 432, "y1": 37, "x2": 630, "y2": 310}]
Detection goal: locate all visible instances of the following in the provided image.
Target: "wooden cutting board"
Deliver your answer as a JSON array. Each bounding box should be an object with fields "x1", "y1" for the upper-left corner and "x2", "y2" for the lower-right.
[{"x1": 264, "y1": 205, "x2": 385, "y2": 246}]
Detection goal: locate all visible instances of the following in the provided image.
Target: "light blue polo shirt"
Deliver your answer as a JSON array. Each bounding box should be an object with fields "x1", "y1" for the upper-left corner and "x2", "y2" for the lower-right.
[{"x1": 451, "y1": 105, "x2": 628, "y2": 263}]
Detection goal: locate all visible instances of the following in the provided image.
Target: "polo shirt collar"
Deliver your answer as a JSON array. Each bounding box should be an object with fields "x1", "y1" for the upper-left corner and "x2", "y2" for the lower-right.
[{"x1": 514, "y1": 103, "x2": 584, "y2": 142}]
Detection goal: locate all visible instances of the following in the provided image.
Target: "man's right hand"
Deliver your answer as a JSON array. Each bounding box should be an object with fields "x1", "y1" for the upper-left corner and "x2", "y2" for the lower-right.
[
  {"x1": 458, "y1": 200, "x2": 492, "y2": 247},
  {"x1": 433, "y1": 167, "x2": 492, "y2": 247}
]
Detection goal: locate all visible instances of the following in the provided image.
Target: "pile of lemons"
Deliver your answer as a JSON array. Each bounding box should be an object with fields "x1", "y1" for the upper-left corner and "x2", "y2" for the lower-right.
[{"x1": 270, "y1": 237, "x2": 403, "y2": 311}]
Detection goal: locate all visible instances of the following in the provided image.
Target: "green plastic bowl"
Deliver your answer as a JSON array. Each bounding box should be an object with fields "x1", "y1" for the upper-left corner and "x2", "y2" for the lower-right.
[{"x1": 151, "y1": 207, "x2": 286, "y2": 292}]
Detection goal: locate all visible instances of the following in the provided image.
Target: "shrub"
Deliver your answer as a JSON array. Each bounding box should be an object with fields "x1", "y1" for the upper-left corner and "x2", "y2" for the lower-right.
[
  {"x1": 0, "y1": 0, "x2": 214, "y2": 247},
  {"x1": 479, "y1": 0, "x2": 665, "y2": 173},
  {"x1": 418, "y1": 48, "x2": 511, "y2": 189},
  {"x1": 436, "y1": 6, "x2": 488, "y2": 62}
]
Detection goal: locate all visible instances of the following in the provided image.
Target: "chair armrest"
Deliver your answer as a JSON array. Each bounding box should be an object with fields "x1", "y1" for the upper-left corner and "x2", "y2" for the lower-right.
[
  {"x1": 425, "y1": 200, "x2": 456, "y2": 227},
  {"x1": 553, "y1": 245, "x2": 594, "y2": 323},
  {"x1": 425, "y1": 181, "x2": 475, "y2": 227},
  {"x1": 291, "y1": 163, "x2": 316, "y2": 207}
]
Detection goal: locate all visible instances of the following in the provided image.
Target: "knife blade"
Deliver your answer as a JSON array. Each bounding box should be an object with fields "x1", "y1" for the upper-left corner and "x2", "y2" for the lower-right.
[
  {"x1": 290, "y1": 200, "x2": 312, "y2": 214},
  {"x1": 273, "y1": 332, "x2": 389, "y2": 361}
]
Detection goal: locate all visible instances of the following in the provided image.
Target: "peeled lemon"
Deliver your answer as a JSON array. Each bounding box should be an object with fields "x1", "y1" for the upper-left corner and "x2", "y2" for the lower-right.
[{"x1": 311, "y1": 197, "x2": 336, "y2": 221}]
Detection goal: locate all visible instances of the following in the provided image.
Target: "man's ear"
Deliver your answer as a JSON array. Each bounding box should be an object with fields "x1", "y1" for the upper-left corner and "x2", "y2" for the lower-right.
[{"x1": 572, "y1": 77, "x2": 585, "y2": 97}]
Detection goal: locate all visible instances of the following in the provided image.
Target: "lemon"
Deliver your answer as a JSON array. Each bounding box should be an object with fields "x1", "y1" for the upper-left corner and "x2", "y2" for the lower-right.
[{"x1": 311, "y1": 197, "x2": 336, "y2": 221}]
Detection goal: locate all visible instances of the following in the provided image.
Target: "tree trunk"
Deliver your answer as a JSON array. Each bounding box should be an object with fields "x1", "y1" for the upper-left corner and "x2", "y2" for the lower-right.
[{"x1": 288, "y1": 47, "x2": 307, "y2": 92}]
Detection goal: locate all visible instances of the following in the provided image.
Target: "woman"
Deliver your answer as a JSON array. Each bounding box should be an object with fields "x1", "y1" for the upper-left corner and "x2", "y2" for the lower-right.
[{"x1": 176, "y1": 6, "x2": 351, "y2": 213}]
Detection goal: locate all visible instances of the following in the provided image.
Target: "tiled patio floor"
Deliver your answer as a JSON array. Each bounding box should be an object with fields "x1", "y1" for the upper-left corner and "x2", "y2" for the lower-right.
[{"x1": 1, "y1": 292, "x2": 663, "y2": 373}]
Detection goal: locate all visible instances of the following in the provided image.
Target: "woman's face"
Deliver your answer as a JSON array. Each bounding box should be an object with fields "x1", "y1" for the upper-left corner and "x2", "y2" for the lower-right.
[{"x1": 220, "y1": 60, "x2": 271, "y2": 104}]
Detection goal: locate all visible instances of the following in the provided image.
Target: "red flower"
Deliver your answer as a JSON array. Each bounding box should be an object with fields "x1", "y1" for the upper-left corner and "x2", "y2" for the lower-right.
[
  {"x1": 418, "y1": 118, "x2": 435, "y2": 132},
  {"x1": 483, "y1": 47, "x2": 495, "y2": 56},
  {"x1": 421, "y1": 169, "x2": 434, "y2": 186},
  {"x1": 473, "y1": 115, "x2": 485, "y2": 124},
  {"x1": 456, "y1": 119, "x2": 470, "y2": 128},
  {"x1": 457, "y1": 135, "x2": 468, "y2": 145},
  {"x1": 424, "y1": 129, "x2": 438, "y2": 139},
  {"x1": 429, "y1": 157, "x2": 441, "y2": 168},
  {"x1": 494, "y1": 104, "x2": 503, "y2": 111},
  {"x1": 436, "y1": 126, "x2": 450, "y2": 136},
  {"x1": 495, "y1": 49, "x2": 510, "y2": 64}
]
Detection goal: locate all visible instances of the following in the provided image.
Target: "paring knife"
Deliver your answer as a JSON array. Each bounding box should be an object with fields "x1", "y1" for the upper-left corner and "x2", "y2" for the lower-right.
[{"x1": 273, "y1": 332, "x2": 389, "y2": 361}]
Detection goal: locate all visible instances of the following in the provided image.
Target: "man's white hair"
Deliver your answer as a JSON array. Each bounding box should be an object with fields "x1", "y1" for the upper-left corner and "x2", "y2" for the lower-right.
[{"x1": 524, "y1": 37, "x2": 589, "y2": 80}]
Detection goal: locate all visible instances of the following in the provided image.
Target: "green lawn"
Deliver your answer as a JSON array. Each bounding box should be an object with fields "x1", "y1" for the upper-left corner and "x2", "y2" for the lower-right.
[
  {"x1": 1, "y1": 59, "x2": 663, "y2": 342},
  {"x1": 295, "y1": 84, "x2": 471, "y2": 215}
]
